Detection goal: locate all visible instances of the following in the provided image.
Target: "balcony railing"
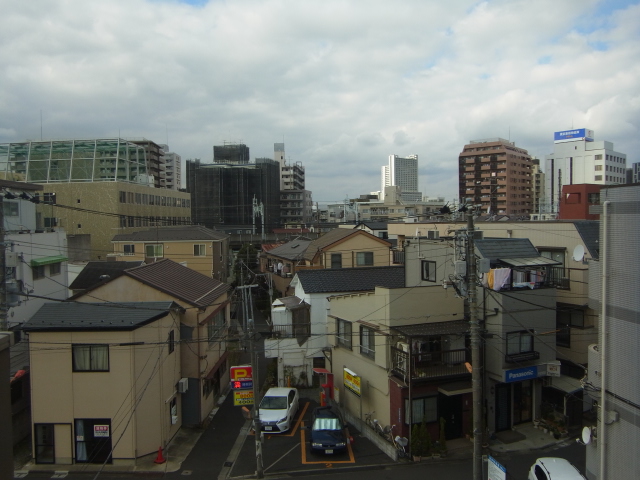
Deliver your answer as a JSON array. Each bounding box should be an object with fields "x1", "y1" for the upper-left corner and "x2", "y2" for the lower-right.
[
  {"x1": 505, "y1": 351, "x2": 540, "y2": 363},
  {"x1": 270, "y1": 323, "x2": 311, "y2": 339},
  {"x1": 391, "y1": 347, "x2": 469, "y2": 381}
]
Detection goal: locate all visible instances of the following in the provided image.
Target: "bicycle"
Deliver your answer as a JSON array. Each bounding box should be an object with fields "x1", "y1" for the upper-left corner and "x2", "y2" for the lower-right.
[
  {"x1": 389, "y1": 425, "x2": 408, "y2": 458},
  {"x1": 364, "y1": 411, "x2": 386, "y2": 437}
]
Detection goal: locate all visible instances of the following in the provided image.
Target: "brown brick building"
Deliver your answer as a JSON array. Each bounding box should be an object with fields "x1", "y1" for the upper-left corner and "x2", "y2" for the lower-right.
[{"x1": 458, "y1": 138, "x2": 533, "y2": 216}]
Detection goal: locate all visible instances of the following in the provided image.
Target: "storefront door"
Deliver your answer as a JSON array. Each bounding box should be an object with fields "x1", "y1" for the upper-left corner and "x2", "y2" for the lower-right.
[
  {"x1": 513, "y1": 380, "x2": 533, "y2": 425},
  {"x1": 495, "y1": 384, "x2": 511, "y2": 432},
  {"x1": 438, "y1": 393, "x2": 463, "y2": 439},
  {"x1": 75, "y1": 419, "x2": 112, "y2": 464}
]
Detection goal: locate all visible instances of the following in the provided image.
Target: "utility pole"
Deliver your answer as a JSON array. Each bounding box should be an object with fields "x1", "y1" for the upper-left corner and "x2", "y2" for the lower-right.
[
  {"x1": 238, "y1": 283, "x2": 263, "y2": 478},
  {"x1": 467, "y1": 210, "x2": 483, "y2": 480},
  {"x1": 0, "y1": 192, "x2": 6, "y2": 332}
]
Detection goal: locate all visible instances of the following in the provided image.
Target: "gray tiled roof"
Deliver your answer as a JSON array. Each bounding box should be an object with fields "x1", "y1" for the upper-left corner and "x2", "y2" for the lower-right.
[
  {"x1": 295, "y1": 266, "x2": 405, "y2": 293},
  {"x1": 475, "y1": 238, "x2": 540, "y2": 262},
  {"x1": 69, "y1": 261, "x2": 144, "y2": 290},
  {"x1": 266, "y1": 240, "x2": 313, "y2": 261},
  {"x1": 124, "y1": 259, "x2": 230, "y2": 307},
  {"x1": 303, "y1": 229, "x2": 391, "y2": 261},
  {"x1": 572, "y1": 220, "x2": 600, "y2": 260},
  {"x1": 21, "y1": 301, "x2": 180, "y2": 332},
  {"x1": 112, "y1": 225, "x2": 228, "y2": 242},
  {"x1": 356, "y1": 221, "x2": 388, "y2": 230}
]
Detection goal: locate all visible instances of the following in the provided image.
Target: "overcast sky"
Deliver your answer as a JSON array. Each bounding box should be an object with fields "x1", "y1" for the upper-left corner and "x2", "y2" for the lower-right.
[{"x1": 1, "y1": 0, "x2": 638, "y2": 205}]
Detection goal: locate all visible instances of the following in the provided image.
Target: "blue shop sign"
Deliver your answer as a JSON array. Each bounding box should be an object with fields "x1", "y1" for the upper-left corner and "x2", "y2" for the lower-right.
[{"x1": 504, "y1": 365, "x2": 538, "y2": 383}]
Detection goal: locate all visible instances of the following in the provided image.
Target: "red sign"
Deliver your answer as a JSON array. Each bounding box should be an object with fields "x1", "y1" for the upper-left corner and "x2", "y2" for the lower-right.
[{"x1": 230, "y1": 365, "x2": 253, "y2": 381}]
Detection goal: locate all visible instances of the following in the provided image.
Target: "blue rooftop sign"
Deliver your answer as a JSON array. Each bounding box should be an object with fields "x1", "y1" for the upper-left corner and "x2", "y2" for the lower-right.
[{"x1": 554, "y1": 128, "x2": 594, "y2": 143}]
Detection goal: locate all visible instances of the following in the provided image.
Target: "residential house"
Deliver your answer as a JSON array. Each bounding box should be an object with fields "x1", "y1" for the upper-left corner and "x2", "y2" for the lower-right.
[
  {"x1": 71, "y1": 259, "x2": 232, "y2": 426},
  {"x1": 68, "y1": 261, "x2": 144, "y2": 296},
  {"x1": 260, "y1": 228, "x2": 392, "y2": 295},
  {"x1": 263, "y1": 266, "x2": 405, "y2": 389},
  {"x1": 22, "y1": 301, "x2": 184, "y2": 466},
  {"x1": 111, "y1": 225, "x2": 230, "y2": 282}
]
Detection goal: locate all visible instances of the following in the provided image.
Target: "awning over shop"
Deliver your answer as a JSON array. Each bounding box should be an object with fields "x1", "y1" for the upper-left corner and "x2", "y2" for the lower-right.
[
  {"x1": 30, "y1": 255, "x2": 68, "y2": 267},
  {"x1": 391, "y1": 319, "x2": 468, "y2": 337},
  {"x1": 549, "y1": 375, "x2": 583, "y2": 394},
  {"x1": 498, "y1": 256, "x2": 561, "y2": 268},
  {"x1": 438, "y1": 380, "x2": 473, "y2": 396}
]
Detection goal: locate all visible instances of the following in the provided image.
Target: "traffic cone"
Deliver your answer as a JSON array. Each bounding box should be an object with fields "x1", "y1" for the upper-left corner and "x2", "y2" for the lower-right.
[{"x1": 154, "y1": 446, "x2": 166, "y2": 464}]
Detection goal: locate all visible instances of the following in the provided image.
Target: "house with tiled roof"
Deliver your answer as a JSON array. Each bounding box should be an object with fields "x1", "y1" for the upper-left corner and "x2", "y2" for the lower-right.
[
  {"x1": 70, "y1": 259, "x2": 232, "y2": 427},
  {"x1": 68, "y1": 260, "x2": 144, "y2": 296},
  {"x1": 21, "y1": 301, "x2": 184, "y2": 466},
  {"x1": 260, "y1": 228, "x2": 392, "y2": 295},
  {"x1": 264, "y1": 266, "x2": 405, "y2": 388},
  {"x1": 111, "y1": 225, "x2": 230, "y2": 282}
]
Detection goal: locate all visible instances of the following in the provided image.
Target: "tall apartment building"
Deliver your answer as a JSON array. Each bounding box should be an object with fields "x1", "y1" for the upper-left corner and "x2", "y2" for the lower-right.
[
  {"x1": 130, "y1": 138, "x2": 166, "y2": 189},
  {"x1": 213, "y1": 142, "x2": 250, "y2": 165},
  {"x1": 159, "y1": 144, "x2": 182, "y2": 190},
  {"x1": 458, "y1": 138, "x2": 533, "y2": 215},
  {"x1": 544, "y1": 128, "x2": 627, "y2": 213},
  {"x1": 272, "y1": 143, "x2": 313, "y2": 225},
  {"x1": 381, "y1": 154, "x2": 422, "y2": 202},
  {"x1": 531, "y1": 158, "x2": 545, "y2": 214},
  {"x1": 186, "y1": 157, "x2": 280, "y2": 232}
]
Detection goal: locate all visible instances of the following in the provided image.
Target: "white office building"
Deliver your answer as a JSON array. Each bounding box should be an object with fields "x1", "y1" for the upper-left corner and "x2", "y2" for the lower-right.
[
  {"x1": 381, "y1": 154, "x2": 422, "y2": 202},
  {"x1": 544, "y1": 129, "x2": 626, "y2": 213}
]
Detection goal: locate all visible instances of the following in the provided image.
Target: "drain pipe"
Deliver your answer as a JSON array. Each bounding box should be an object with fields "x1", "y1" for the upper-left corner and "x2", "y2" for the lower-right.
[{"x1": 599, "y1": 200, "x2": 610, "y2": 480}]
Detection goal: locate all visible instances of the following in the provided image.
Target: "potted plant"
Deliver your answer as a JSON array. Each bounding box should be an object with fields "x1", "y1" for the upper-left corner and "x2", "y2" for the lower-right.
[
  {"x1": 435, "y1": 417, "x2": 448, "y2": 457},
  {"x1": 420, "y1": 421, "x2": 431, "y2": 457}
]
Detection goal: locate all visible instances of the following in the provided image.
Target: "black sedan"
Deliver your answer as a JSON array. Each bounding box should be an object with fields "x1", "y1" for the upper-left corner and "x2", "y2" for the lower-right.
[{"x1": 308, "y1": 407, "x2": 348, "y2": 455}]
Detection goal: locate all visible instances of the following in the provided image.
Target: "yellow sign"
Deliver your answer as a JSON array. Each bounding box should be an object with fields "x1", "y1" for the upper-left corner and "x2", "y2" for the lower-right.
[
  {"x1": 233, "y1": 390, "x2": 254, "y2": 406},
  {"x1": 343, "y1": 368, "x2": 361, "y2": 397}
]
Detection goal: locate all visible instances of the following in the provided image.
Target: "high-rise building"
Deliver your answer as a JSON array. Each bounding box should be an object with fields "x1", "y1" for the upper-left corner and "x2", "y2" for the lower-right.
[
  {"x1": 544, "y1": 128, "x2": 626, "y2": 213},
  {"x1": 186, "y1": 157, "x2": 280, "y2": 232},
  {"x1": 272, "y1": 143, "x2": 313, "y2": 225},
  {"x1": 159, "y1": 144, "x2": 182, "y2": 190},
  {"x1": 458, "y1": 138, "x2": 533, "y2": 216},
  {"x1": 213, "y1": 142, "x2": 250, "y2": 165},
  {"x1": 130, "y1": 138, "x2": 166, "y2": 189},
  {"x1": 381, "y1": 154, "x2": 422, "y2": 202},
  {"x1": 531, "y1": 158, "x2": 545, "y2": 214}
]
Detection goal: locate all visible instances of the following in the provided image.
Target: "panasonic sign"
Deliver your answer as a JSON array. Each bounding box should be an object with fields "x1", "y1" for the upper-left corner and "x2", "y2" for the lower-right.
[{"x1": 504, "y1": 365, "x2": 538, "y2": 383}]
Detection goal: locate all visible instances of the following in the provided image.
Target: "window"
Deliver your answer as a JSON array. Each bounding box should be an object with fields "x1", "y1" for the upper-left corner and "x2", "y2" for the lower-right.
[
  {"x1": 33, "y1": 265, "x2": 45, "y2": 280},
  {"x1": 595, "y1": 175, "x2": 602, "y2": 181},
  {"x1": 3, "y1": 201, "x2": 18, "y2": 216},
  {"x1": 588, "y1": 193, "x2": 600, "y2": 204},
  {"x1": 336, "y1": 318, "x2": 352, "y2": 349},
  {"x1": 594, "y1": 165, "x2": 603, "y2": 171},
  {"x1": 331, "y1": 253, "x2": 342, "y2": 269},
  {"x1": 207, "y1": 310, "x2": 225, "y2": 344},
  {"x1": 34, "y1": 424, "x2": 55, "y2": 464},
  {"x1": 419, "y1": 260, "x2": 438, "y2": 282},
  {"x1": 44, "y1": 217, "x2": 57, "y2": 228},
  {"x1": 356, "y1": 251, "x2": 374, "y2": 266},
  {"x1": 168, "y1": 330, "x2": 175, "y2": 354},
  {"x1": 534, "y1": 465, "x2": 548, "y2": 480},
  {"x1": 145, "y1": 244, "x2": 163, "y2": 258},
  {"x1": 404, "y1": 396, "x2": 438, "y2": 425},
  {"x1": 594, "y1": 154, "x2": 603, "y2": 160},
  {"x1": 170, "y1": 397, "x2": 178, "y2": 424},
  {"x1": 72, "y1": 344, "x2": 109, "y2": 371},
  {"x1": 49, "y1": 262, "x2": 61, "y2": 276},
  {"x1": 194, "y1": 244, "x2": 206, "y2": 256},
  {"x1": 506, "y1": 331, "x2": 534, "y2": 355},
  {"x1": 360, "y1": 326, "x2": 375, "y2": 359},
  {"x1": 123, "y1": 244, "x2": 135, "y2": 255}
]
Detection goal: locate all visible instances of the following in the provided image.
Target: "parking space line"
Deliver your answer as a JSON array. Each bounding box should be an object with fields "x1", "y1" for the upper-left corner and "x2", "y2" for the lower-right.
[{"x1": 300, "y1": 421, "x2": 355, "y2": 464}]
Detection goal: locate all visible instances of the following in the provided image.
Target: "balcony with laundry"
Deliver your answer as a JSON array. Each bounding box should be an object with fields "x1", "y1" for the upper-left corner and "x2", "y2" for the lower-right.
[
  {"x1": 475, "y1": 238, "x2": 563, "y2": 292},
  {"x1": 390, "y1": 320, "x2": 470, "y2": 383}
]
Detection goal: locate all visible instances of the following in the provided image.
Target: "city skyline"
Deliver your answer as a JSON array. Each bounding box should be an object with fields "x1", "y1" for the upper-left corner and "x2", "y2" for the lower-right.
[{"x1": 1, "y1": 0, "x2": 638, "y2": 204}]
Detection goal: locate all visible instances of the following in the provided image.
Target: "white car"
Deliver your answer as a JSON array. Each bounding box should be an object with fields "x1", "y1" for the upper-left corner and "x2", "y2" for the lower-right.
[
  {"x1": 258, "y1": 387, "x2": 299, "y2": 433},
  {"x1": 528, "y1": 458, "x2": 586, "y2": 480}
]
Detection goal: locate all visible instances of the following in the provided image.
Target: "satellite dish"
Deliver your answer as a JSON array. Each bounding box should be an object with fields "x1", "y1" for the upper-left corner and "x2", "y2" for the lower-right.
[
  {"x1": 581, "y1": 426, "x2": 592, "y2": 445},
  {"x1": 572, "y1": 245, "x2": 585, "y2": 262}
]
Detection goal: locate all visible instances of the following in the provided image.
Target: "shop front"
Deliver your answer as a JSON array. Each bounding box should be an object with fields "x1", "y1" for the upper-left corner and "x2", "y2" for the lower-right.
[{"x1": 488, "y1": 365, "x2": 541, "y2": 433}]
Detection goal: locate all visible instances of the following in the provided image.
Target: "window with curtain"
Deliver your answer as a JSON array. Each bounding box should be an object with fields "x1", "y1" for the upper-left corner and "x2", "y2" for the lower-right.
[
  {"x1": 506, "y1": 331, "x2": 534, "y2": 355},
  {"x1": 194, "y1": 244, "x2": 206, "y2": 256},
  {"x1": 145, "y1": 244, "x2": 164, "y2": 258},
  {"x1": 360, "y1": 326, "x2": 375, "y2": 359},
  {"x1": 404, "y1": 396, "x2": 438, "y2": 424},
  {"x1": 72, "y1": 344, "x2": 109, "y2": 372},
  {"x1": 336, "y1": 318, "x2": 352, "y2": 349},
  {"x1": 421, "y1": 260, "x2": 436, "y2": 282}
]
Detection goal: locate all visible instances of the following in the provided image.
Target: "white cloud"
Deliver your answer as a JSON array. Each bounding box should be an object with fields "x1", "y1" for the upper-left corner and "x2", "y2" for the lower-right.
[{"x1": 0, "y1": 0, "x2": 638, "y2": 205}]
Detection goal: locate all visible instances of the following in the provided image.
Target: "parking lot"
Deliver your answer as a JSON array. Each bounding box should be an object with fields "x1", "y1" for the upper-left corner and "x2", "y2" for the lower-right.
[{"x1": 229, "y1": 396, "x2": 396, "y2": 477}]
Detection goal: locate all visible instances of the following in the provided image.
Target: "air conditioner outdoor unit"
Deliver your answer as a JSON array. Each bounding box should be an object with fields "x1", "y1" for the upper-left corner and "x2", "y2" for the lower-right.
[
  {"x1": 178, "y1": 378, "x2": 189, "y2": 393},
  {"x1": 397, "y1": 342, "x2": 410, "y2": 353},
  {"x1": 427, "y1": 230, "x2": 440, "y2": 239}
]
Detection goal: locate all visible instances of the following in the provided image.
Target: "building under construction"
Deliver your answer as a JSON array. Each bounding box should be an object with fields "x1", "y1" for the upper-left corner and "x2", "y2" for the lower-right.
[
  {"x1": 213, "y1": 142, "x2": 250, "y2": 165},
  {"x1": 186, "y1": 158, "x2": 280, "y2": 232}
]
